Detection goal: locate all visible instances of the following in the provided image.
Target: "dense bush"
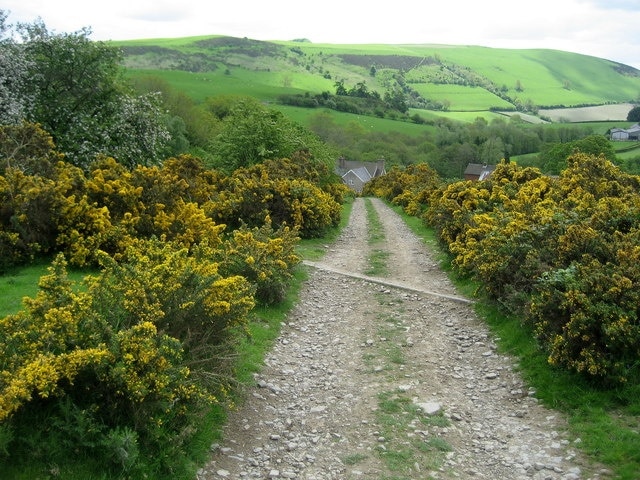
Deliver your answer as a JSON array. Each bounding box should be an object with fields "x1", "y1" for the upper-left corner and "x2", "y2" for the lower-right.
[
  {"x1": 215, "y1": 221, "x2": 301, "y2": 305},
  {"x1": 0, "y1": 125, "x2": 333, "y2": 475},
  {"x1": 207, "y1": 158, "x2": 342, "y2": 238},
  {"x1": 0, "y1": 143, "x2": 341, "y2": 274},
  {"x1": 419, "y1": 155, "x2": 640, "y2": 385},
  {"x1": 0, "y1": 253, "x2": 221, "y2": 474}
]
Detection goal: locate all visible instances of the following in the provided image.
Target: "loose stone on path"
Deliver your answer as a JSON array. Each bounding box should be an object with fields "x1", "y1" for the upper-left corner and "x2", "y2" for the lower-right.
[{"x1": 198, "y1": 198, "x2": 607, "y2": 480}]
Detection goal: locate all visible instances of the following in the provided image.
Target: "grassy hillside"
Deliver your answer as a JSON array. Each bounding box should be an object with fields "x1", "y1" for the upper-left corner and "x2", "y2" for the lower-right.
[{"x1": 113, "y1": 35, "x2": 640, "y2": 125}]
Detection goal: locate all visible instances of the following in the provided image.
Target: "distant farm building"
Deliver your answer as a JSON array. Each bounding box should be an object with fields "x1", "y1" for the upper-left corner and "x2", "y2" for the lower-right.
[
  {"x1": 463, "y1": 163, "x2": 496, "y2": 181},
  {"x1": 610, "y1": 123, "x2": 640, "y2": 141},
  {"x1": 336, "y1": 158, "x2": 386, "y2": 193}
]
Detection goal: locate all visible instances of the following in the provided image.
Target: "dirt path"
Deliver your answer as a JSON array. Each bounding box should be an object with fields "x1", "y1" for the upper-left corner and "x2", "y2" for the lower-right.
[{"x1": 199, "y1": 198, "x2": 607, "y2": 480}]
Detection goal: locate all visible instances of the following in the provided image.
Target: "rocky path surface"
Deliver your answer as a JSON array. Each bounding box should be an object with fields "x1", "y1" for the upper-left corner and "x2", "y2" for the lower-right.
[{"x1": 199, "y1": 198, "x2": 608, "y2": 480}]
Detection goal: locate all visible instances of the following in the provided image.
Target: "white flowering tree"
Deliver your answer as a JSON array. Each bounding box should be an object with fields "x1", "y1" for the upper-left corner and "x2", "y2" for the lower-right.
[
  {"x1": 0, "y1": 11, "x2": 32, "y2": 125},
  {"x1": 0, "y1": 11, "x2": 170, "y2": 169}
]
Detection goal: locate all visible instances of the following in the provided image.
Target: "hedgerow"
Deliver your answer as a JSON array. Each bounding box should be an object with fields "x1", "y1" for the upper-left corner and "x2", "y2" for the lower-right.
[
  {"x1": 424, "y1": 155, "x2": 640, "y2": 384},
  {"x1": 0, "y1": 143, "x2": 340, "y2": 272},
  {"x1": 206, "y1": 157, "x2": 343, "y2": 238}
]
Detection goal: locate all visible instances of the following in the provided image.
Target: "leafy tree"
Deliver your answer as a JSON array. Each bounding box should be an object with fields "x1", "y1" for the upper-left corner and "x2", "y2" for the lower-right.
[
  {"x1": 96, "y1": 92, "x2": 171, "y2": 168},
  {"x1": 348, "y1": 81, "x2": 371, "y2": 98},
  {"x1": 627, "y1": 105, "x2": 640, "y2": 122},
  {"x1": 334, "y1": 80, "x2": 347, "y2": 96},
  {"x1": 539, "y1": 134, "x2": 615, "y2": 175},
  {"x1": 18, "y1": 22, "x2": 121, "y2": 159},
  {"x1": 384, "y1": 89, "x2": 408, "y2": 114},
  {"x1": 479, "y1": 136, "x2": 506, "y2": 164},
  {"x1": 209, "y1": 98, "x2": 335, "y2": 173}
]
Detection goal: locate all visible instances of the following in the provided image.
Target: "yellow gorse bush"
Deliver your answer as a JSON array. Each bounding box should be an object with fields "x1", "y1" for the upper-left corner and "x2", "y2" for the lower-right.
[
  {"x1": 0, "y1": 147, "x2": 337, "y2": 275},
  {"x1": 0, "y1": 348, "x2": 111, "y2": 421},
  {"x1": 424, "y1": 155, "x2": 640, "y2": 384},
  {"x1": 0, "y1": 126, "x2": 341, "y2": 471},
  {"x1": 215, "y1": 219, "x2": 301, "y2": 305},
  {"x1": 0, "y1": 241, "x2": 258, "y2": 466}
]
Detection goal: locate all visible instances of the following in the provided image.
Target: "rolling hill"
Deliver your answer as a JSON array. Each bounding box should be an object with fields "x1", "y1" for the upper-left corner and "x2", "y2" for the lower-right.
[{"x1": 112, "y1": 35, "x2": 640, "y2": 124}]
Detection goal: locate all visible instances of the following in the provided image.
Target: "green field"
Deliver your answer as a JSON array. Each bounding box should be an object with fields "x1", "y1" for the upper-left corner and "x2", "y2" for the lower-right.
[
  {"x1": 125, "y1": 67, "x2": 333, "y2": 103},
  {"x1": 411, "y1": 83, "x2": 514, "y2": 111}
]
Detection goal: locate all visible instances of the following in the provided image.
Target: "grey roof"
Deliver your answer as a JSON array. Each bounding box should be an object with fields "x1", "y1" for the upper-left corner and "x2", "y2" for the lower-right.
[
  {"x1": 464, "y1": 163, "x2": 496, "y2": 176},
  {"x1": 336, "y1": 160, "x2": 385, "y2": 177},
  {"x1": 612, "y1": 123, "x2": 640, "y2": 134},
  {"x1": 345, "y1": 167, "x2": 373, "y2": 183}
]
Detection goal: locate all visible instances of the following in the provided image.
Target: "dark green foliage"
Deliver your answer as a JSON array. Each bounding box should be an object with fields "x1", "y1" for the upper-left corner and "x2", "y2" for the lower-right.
[
  {"x1": 539, "y1": 134, "x2": 616, "y2": 174},
  {"x1": 627, "y1": 105, "x2": 640, "y2": 121}
]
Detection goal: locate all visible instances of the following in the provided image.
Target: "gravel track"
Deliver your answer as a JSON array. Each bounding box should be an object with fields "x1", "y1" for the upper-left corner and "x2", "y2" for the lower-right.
[{"x1": 198, "y1": 197, "x2": 609, "y2": 480}]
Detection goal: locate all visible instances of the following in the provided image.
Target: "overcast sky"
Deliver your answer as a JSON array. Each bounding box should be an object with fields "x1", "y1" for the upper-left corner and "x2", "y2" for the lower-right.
[{"x1": 3, "y1": 0, "x2": 640, "y2": 69}]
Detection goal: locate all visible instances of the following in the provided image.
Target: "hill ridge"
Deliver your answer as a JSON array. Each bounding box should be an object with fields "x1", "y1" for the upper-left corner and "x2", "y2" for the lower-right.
[{"x1": 114, "y1": 34, "x2": 640, "y2": 119}]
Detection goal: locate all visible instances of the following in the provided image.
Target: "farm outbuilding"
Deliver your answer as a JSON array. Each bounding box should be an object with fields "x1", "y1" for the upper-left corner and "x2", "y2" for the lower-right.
[
  {"x1": 610, "y1": 123, "x2": 640, "y2": 141},
  {"x1": 464, "y1": 163, "x2": 496, "y2": 181}
]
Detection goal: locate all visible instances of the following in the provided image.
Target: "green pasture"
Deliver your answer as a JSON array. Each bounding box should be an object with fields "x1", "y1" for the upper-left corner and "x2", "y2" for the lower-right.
[
  {"x1": 409, "y1": 108, "x2": 507, "y2": 124},
  {"x1": 419, "y1": 46, "x2": 640, "y2": 107},
  {"x1": 539, "y1": 121, "x2": 615, "y2": 135},
  {"x1": 614, "y1": 142, "x2": 640, "y2": 160},
  {"x1": 412, "y1": 83, "x2": 513, "y2": 111},
  {"x1": 118, "y1": 35, "x2": 640, "y2": 135},
  {"x1": 273, "y1": 105, "x2": 438, "y2": 137},
  {"x1": 285, "y1": 42, "x2": 640, "y2": 107},
  {"x1": 125, "y1": 68, "x2": 333, "y2": 103}
]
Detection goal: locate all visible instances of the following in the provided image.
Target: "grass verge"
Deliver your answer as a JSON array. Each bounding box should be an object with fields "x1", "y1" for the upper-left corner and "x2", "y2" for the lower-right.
[{"x1": 364, "y1": 198, "x2": 390, "y2": 277}]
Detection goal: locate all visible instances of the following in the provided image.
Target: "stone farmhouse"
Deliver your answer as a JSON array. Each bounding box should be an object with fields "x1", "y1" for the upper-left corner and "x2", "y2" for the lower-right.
[
  {"x1": 610, "y1": 123, "x2": 640, "y2": 141},
  {"x1": 463, "y1": 163, "x2": 496, "y2": 181},
  {"x1": 336, "y1": 157, "x2": 386, "y2": 193}
]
